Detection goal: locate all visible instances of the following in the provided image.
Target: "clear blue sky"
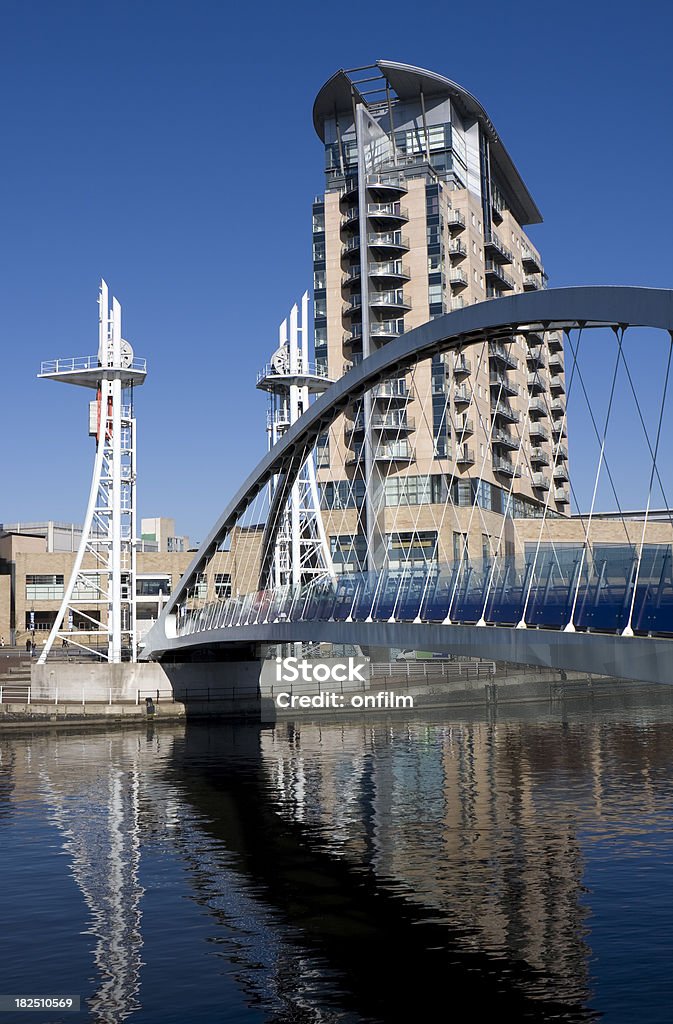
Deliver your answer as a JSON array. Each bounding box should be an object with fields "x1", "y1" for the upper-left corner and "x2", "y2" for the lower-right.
[{"x1": 1, "y1": 0, "x2": 672, "y2": 542}]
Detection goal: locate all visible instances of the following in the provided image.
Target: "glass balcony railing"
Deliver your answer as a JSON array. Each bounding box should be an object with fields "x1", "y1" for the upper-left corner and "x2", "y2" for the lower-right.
[
  {"x1": 489, "y1": 371, "x2": 519, "y2": 396},
  {"x1": 485, "y1": 232, "x2": 513, "y2": 264},
  {"x1": 491, "y1": 399, "x2": 520, "y2": 423},
  {"x1": 493, "y1": 455, "x2": 522, "y2": 477},
  {"x1": 367, "y1": 232, "x2": 410, "y2": 250},
  {"x1": 492, "y1": 427, "x2": 517, "y2": 448},
  {"x1": 485, "y1": 261, "x2": 515, "y2": 289},
  {"x1": 531, "y1": 447, "x2": 550, "y2": 466}
]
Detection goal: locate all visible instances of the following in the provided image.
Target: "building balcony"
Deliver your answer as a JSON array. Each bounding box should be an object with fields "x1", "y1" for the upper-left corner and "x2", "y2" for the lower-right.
[
  {"x1": 341, "y1": 207, "x2": 360, "y2": 230},
  {"x1": 365, "y1": 174, "x2": 408, "y2": 199},
  {"x1": 367, "y1": 232, "x2": 410, "y2": 254},
  {"x1": 492, "y1": 427, "x2": 518, "y2": 449},
  {"x1": 555, "y1": 487, "x2": 570, "y2": 504},
  {"x1": 368, "y1": 260, "x2": 411, "y2": 283},
  {"x1": 493, "y1": 454, "x2": 522, "y2": 477},
  {"x1": 449, "y1": 269, "x2": 468, "y2": 290},
  {"x1": 532, "y1": 473, "x2": 551, "y2": 490},
  {"x1": 366, "y1": 202, "x2": 409, "y2": 225},
  {"x1": 346, "y1": 413, "x2": 415, "y2": 438},
  {"x1": 371, "y1": 379, "x2": 413, "y2": 402},
  {"x1": 447, "y1": 210, "x2": 466, "y2": 233},
  {"x1": 455, "y1": 415, "x2": 474, "y2": 437},
  {"x1": 488, "y1": 341, "x2": 518, "y2": 370},
  {"x1": 484, "y1": 232, "x2": 513, "y2": 264},
  {"x1": 553, "y1": 463, "x2": 570, "y2": 482},
  {"x1": 344, "y1": 236, "x2": 361, "y2": 255},
  {"x1": 340, "y1": 175, "x2": 409, "y2": 203},
  {"x1": 549, "y1": 374, "x2": 565, "y2": 394},
  {"x1": 552, "y1": 422, "x2": 567, "y2": 439},
  {"x1": 453, "y1": 384, "x2": 471, "y2": 407},
  {"x1": 528, "y1": 397, "x2": 549, "y2": 418},
  {"x1": 369, "y1": 290, "x2": 411, "y2": 313},
  {"x1": 485, "y1": 261, "x2": 515, "y2": 290},
  {"x1": 529, "y1": 422, "x2": 550, "y2": 442},
  {"x1": 549, "y1": 351, "x2": 564, "y2": 374},
  {"x1": 347, "y1": 441, "x2": 414, "y2": 465},
  {"x1": 530, "y1": 447, "x2": 550, "y2": 466},
  {"x1": 342, "y1": 332, "x2": 363, "y2": 353},
  {"x1": 523, "y1": 274, "x2": 543, "y2": 291},
  {"x1": 527, "y1": 346, "x2": 546, "y2": 369},
  {"x1": 551, "y1": 398, "x2": 566, "y2": 418},
  {"x1": 548, "y1": 331, "x2": 564, "y2": 352},
  {"x1": 449, "y1": 239, "x2": 467, "y2": 261},
  {"x1": 521, "y1": 247, "x2": 543, "y2": 274},
  {"x1": 489, "y1": 371, "x2": 519, "y2": 397},
  {"x1": 491, "y1": 399, "x2": 520, "y2": 423},
  {"x1": 453, "y1": 355, "x2": 471, "y2": 377},
  {"x1": 491, "y1": 192, "x2": 505, "y2": 224},
  {"x1": 527, "y1": 371, "x2": 546, "y2": 394},
  {"x1": 341, "y1": 178, "x2": 359, "y2": 203},
  {"x1": 554, "y1": 443, "x2": 568, "y2": 461},
  {"x1": 343, "y1": 296, "x2": 362, "y2": 317},
  {"x1": 524, "y1": 331, "x2": 546, "y2": 348},
  {"x1": 370, "y1": 319, "x2": 405, "y2": 341},
  {"x1": 456, "y1": 445, "x2": 475, "y2": 467}
]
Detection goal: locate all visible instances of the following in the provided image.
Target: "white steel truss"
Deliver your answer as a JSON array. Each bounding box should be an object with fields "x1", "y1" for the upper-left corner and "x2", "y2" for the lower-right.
[
  {"x1": 37, "y1": 281, "x2": 146, "y2": 663},
  {"x1": 258, "y1": 292, "x2": 334, "y2": 589}
]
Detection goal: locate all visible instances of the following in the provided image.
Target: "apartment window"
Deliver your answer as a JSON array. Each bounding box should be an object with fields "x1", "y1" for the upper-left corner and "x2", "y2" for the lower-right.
[
  {"x1": 453, "y1": 532, "x2": 468, "y2": 563},
  {"x1": 214, "y1": 573, "x2": 232, "y2": 599},
  {"x1": 482, "y1": 534, "x2": 492, "y2": 565},
  {"x1": 316, "y1": 433, "x2": 330, "y2": 468},
  {"x1": 136, "y1": 577, "x2": 172, "y2": 597},
  {"x1": 312, "y1": 209, "x2": 325, "y2": 233},
  {"x1": 188, "y1": 572, "x2": 208, "y2": 601},
  {"x1": 428, "y1": 282, "x2": 442, "y2": 305},
  {"x1": 330, "y1": 534, "x2": 366, "y2": 573},
  {"x1": 388, "y1": 531, "x2": 438, "y2": 569},
  {"x1": 26, "y1": 574, "x2": 64, "y2": 601},
  {"x1": 314, "y1": 291, "x2": 327, "y2": 318}
]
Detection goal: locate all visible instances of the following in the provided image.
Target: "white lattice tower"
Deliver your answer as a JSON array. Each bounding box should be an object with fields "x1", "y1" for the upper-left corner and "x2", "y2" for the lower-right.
[
  {"x1": 258, "y1": 292, "x2": 334, "y2": 589},
  {"x1": 37, "y1": 281, "x2": 146, "y2": 663}
]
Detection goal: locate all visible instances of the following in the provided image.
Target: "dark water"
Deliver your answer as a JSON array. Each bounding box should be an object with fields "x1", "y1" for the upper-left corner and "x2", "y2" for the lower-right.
[{"x1": 1, "y1": 697, "x2": 673, "y2": 1022}]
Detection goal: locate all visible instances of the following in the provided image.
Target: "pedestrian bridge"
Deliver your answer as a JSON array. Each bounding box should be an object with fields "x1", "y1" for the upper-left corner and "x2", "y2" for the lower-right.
[{"x1": 142, "y1": 287, "x2": 673, "y2": 686}]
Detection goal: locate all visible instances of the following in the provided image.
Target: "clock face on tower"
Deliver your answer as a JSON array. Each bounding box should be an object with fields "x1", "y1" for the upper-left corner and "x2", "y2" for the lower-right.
[{"x1": 120, "y1": 339, "x2": 134, "y2": 368}]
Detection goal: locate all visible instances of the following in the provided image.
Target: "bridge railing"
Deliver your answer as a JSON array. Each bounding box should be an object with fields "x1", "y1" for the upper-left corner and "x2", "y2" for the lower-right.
[{"x1": 176, "y1": 543, "x2": 673, "y2": 638}]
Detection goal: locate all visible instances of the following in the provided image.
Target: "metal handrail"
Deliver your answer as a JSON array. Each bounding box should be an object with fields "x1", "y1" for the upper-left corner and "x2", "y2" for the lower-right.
[{"x1": 40, "y1": 355, "x2": 147, "y2": 374}]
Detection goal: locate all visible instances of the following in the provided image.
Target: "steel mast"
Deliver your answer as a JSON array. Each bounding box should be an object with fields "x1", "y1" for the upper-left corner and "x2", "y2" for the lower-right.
[
  {"x1": 257, "y1": 292, "x2": 334, "y2": 588},
  {"x1": 37, "y1": 281, "x2": 146, "y2": 663}
]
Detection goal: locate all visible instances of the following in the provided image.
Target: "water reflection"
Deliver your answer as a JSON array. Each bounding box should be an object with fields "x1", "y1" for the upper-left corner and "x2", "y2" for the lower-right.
[{"x1": 0, "y1": 697, "x2": 672, "y2": 1022}]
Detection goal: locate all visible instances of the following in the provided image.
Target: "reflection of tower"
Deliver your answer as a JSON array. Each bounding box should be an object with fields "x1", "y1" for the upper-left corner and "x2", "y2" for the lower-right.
[
  {"x1": 38, "y1": 281, "x2": 146, "y2": 663},
  {"x1": 38, "y1": 739, "x2": 145, "y2": 1021},
  {"x1": 257, "y1": 293, "x2": 334, "y2": 589}
]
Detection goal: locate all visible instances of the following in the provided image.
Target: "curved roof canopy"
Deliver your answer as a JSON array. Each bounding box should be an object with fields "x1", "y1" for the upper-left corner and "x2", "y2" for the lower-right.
[{"x1": 313, "y1": 59, "x2": 542, "y2": 226}]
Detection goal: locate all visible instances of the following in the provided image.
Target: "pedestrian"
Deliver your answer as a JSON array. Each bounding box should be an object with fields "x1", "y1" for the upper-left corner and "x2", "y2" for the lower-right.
[
  {"x1": 26, "y1": 638, "x2": 31, "y2": 655},
  {"x1": 31, "y1": 641, "x2": 36, "y2": 658}
]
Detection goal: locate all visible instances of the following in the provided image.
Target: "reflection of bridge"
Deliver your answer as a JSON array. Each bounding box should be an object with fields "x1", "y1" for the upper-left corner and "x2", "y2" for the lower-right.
[{"x1": 143, "y1": 287, "x2": 673, "y2": 685}]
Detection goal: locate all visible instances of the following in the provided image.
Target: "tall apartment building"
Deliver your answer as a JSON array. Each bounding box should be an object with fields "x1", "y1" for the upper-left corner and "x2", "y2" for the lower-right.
[{"x1": 311, "y1": 61, "x2": 569, "y2": 572}]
